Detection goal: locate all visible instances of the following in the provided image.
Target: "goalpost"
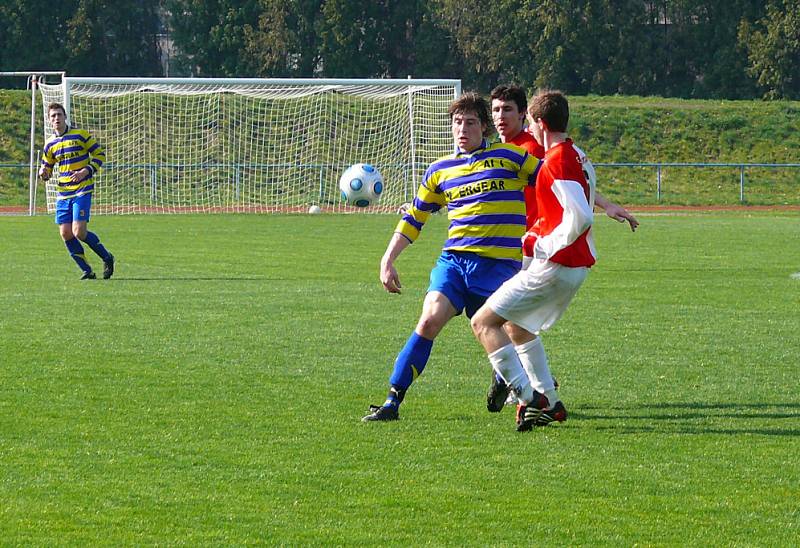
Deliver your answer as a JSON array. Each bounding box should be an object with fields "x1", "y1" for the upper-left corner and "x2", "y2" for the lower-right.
[
  {"x1": 0, "y1": 71, "x2": 65, "y2": 215},
  {"x1": 37, "y1": 77, "x2": 461, "y2": 214}
]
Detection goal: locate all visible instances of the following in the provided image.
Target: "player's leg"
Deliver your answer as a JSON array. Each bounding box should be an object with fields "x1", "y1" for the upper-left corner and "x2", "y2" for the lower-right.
[
  {"x1": 57, "y1": 199, "x2": 94, "y2": 279},
  {"x1": 471, "y1": 303, "x2": 546, "y2": 412},
  {"x1": 484, "y1": 322, "x2": 520, "y2": 413},
  {"x1": 507, "y1": 325, "x2": 566, "y2": 426},
  {"x1": 491, "y1": 321, "x2": 561, "y2": 411},
  {"x1": 363, "y1": 252, "x2": 465, "y2": 422},
  {"x1": 73, "y1": 194, "x2": 115, "y2": 278},
  {"x1": 363, "y1": 292, "x2": 457, "y2": 421},
  {"x1": 495, "y1": 262, "x2": 589, "y2": 429},
  {"x1": 460, "y1": 256, "x2": 525, "y2": 413},
  {"x1": 506, "y1": 326, "x2": 558, "y2": 408}
]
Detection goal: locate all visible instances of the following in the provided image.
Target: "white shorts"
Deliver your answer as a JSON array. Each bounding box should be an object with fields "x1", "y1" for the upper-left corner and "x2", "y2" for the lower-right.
[{"x1": 485, "y1": 260, "x2": 588, "y2": 335}]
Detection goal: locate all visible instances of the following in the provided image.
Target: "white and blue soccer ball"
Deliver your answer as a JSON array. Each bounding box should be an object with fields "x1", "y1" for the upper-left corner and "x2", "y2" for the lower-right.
[{"x1": 339, "y1": 163, "x2": 384, "y2": 207}]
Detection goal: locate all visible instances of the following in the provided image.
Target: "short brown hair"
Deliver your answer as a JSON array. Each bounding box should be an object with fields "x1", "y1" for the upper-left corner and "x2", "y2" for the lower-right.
[
  {"x1": 527, "y1": 90, "x2": 569, "y2": 133},
  {"x1": 490, "y1": 84, "x2": 527, "y2": 114},
  {"x1": 48, "y1": 102, "x2": 66, "y2": 115},
  {"x1": 449, "y1": 92, "x2": 492, "y2": 137}
]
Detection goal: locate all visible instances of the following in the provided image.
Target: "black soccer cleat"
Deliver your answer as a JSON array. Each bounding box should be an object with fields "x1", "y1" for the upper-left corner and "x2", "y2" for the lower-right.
[
  {"x1": 362, "y1": 404, "x2": 399, "y2": 422},
  {"x1": 103, "y1": 254, "x2": 115, "y2": 279},
  {"x1": 514, "y1": 391, "x2": 550, "y2": 432},
  {"x1": 533, "y1": 400, "x2": 568, "y2": 427},
  {"x1": 80, "y1": 271, "x2": 96, "y2": 280},
  {"x1": 487, "y1": 374, "x2": 510, "y2": 413}
]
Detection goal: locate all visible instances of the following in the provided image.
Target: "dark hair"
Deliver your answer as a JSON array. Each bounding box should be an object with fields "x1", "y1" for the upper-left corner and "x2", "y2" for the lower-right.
[
  {"x1": 48, "y1": 102, "x2": 66, "y2": 115},
  {"x1": 490, "y1": 84, "x2": 527, "y2": 114},
  {"x1": 527, "y1": 90, "x2": 569, "y2": 132},
  {"x1": 449, "y1": 92, "x2": 492, "y2": 137}
]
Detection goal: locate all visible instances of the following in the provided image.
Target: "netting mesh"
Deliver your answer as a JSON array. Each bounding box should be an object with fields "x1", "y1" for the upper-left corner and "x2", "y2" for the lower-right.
[{"x1": 38, "y1": 79, "x2": 459, "y2": 214}]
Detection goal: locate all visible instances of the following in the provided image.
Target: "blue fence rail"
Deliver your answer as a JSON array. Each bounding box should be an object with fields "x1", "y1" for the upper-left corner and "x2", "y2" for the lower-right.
[{"x1": 3, "y1": 162, "x2": 800, "y2": 205}]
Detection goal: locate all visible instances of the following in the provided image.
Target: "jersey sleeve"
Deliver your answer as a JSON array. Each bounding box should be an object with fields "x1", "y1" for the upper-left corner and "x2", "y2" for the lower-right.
[
  {"x1": 83, "y1": 131, "x2": 106, "y2": 175},
  {"x1": 41, "y1": 139, "x2": 56, "y2": 168},
  {"x1": 521, "y1": 154, "x2": 542, "y2": 187},
  {"x1": 532, "y1": 179, "x2": 593, "y2": 260},
  {"x1": 394, "y1": 167, "x2": 446, "y2": 243}
]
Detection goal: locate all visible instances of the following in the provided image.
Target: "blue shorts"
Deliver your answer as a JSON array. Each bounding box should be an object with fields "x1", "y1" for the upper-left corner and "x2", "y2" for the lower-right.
[
  {"x1": 55, "y1": 194, "x2": 92, "y2": 225},
  {"x1": 428, "y1": 251, "x2": 521, "y2": 318}
]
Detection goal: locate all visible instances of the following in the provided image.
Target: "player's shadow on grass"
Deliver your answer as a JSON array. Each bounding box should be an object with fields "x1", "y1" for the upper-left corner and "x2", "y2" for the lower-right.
[{"x1": 574, "y1": 402, "x2": 800, "y2": 437}]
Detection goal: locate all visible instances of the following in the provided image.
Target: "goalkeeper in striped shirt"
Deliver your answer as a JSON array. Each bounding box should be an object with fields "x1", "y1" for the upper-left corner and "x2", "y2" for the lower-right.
[
  {"x1": 39, "y1": 102, "x2": 115, "y2": 280},
  {"x1": 363, "y1": 92, "x2": 541, "y2": 422}
]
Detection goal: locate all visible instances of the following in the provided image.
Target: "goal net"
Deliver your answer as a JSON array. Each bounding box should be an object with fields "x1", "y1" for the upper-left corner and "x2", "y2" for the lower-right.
[{"x1": 38, "y1": 77, "x2": 460, "y2": 214}]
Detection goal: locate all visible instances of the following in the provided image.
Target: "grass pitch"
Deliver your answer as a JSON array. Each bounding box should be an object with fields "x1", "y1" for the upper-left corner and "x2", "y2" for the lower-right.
[{"x1": 1, "y1": 211, "x2": 799, "y2": 545}]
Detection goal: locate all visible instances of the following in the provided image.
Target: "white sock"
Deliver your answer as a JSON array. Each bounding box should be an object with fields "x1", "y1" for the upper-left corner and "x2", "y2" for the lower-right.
[
  {"x1": 488, "y1": 343, "x2": 535, "y2": 404},
  {"x1": 515, "y1": 338, "x2": 558, "y2": 408}
]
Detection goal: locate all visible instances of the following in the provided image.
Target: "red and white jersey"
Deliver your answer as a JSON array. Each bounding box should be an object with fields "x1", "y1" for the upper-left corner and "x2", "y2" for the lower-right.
[
  {"x1": 509, "y1": 131, "x2": 545, "y2": 235},
  {"x1": 525, "y1": 139, "x2": 596, "y2": 268}
]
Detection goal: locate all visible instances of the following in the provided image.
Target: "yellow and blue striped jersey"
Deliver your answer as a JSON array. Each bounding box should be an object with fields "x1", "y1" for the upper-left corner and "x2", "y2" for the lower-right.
[
  {"x1": 396, "y1": 139, "x2": 541, "y2": 263},
  {"x1": 41, "y1": 126, "x2": 105, "y2": 200}
]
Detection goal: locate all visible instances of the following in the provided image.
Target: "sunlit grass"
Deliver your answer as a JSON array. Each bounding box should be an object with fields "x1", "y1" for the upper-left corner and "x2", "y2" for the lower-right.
[{"x1": 1, "y1": 212, "x2": 798, "y2": 544}]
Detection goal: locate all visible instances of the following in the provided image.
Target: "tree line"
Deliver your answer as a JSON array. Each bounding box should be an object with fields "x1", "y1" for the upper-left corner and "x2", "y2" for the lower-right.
[{"x1": 1, "y1": 0, "x2": 798, "y2": 99}]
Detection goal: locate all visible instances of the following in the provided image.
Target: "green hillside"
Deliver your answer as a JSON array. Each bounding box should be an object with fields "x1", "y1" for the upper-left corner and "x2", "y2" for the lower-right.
[
  {"x1": 569, "y1": 95, "x2": 800, "y2": 205},
  {"x1": 0, "y1": 90, "x2": 42, "y2": 206},
  {"x1": 1, "y1": 89, "x2": 799, "y2": 207}
]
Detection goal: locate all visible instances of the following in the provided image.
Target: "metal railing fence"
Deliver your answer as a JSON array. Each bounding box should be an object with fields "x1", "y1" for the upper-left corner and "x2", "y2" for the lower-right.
[{"x1": 2, "y1": 162, "x2": 799, "y2": 213}]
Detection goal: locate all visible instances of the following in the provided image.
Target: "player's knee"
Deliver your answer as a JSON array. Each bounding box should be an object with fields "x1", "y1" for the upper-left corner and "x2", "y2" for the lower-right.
[
  {"x1": 416, "y1": 314, "x2": 445, "y2": 339},
  {"x1": 470, "y1": 313, "x2": 487, "y2": 339}
]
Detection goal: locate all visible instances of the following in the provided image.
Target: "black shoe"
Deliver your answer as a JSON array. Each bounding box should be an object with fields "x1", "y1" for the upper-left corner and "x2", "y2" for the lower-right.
[
  {"x1": 103, "y1": 254, "x2": 115, "y2": 279},
  {"x1": 534, "y1": 401, "x2": 568, "y2": 427},
  {"x1": 514, "y1": 391, "x2": 550, "y2": 432},
  {"x1": 362, "y1": 404, "x2": 399, "y2": 422},
  {"x1": 80, "y1": 271, "x2": 96, "y2": 280},
  {"x1": 487, "y1": 374, "x2": 510, "y2": 413}
]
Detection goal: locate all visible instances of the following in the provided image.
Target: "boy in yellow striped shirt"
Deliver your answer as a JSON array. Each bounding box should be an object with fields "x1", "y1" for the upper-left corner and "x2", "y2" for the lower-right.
[
  {"x1": 40, "y1": 103, "x2": 114, "y2": 280},
  {"x1": 363, "y1": 92, "x2": 540, "y2": 422}
]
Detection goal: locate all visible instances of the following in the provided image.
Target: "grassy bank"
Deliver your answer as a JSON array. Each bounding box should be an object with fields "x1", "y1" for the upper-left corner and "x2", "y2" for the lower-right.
[{"x1": 1, "y1": 89, "x2": 798, "y2": 206}]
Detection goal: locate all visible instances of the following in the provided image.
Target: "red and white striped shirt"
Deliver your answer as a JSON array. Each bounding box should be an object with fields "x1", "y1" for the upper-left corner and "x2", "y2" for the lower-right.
[{"x1": 525, "y1": 139, "x2": 596, "y2": 268}]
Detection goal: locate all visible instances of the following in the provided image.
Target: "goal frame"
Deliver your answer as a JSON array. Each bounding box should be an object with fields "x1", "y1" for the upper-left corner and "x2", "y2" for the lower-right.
[{"x1": 43, "y1": 76, "x2": 462, "y2": 215}]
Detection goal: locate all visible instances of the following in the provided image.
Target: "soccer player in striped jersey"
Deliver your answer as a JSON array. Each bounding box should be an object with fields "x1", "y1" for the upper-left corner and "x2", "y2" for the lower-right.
[
  {"x1": 39, "y1": 103, "x2": 115, "y2": 280},
  {"x1": 471, "y1": 90, "x2": 597, "y2": 431},
  {"x1": 485, "y1": 84, "x2": 639, "y2": 413},
  {"x1": 363, "y1": 92, "x2": 541, "y2": 422}
]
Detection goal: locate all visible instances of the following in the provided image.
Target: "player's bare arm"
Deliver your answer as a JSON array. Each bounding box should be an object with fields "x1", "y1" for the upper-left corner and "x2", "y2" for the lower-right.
[
  {"x1": 38, "y1": 165, "x2": 51, "y2": 181},
  {"x1": 380, "y1": 233, "x2": 411, "y2": 294},
  {"x1": 595, "y1": 192, "x2": 639, "y2": 231}
]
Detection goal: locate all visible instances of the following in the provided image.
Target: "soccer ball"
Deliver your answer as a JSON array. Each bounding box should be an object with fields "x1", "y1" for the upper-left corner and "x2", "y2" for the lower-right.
[{"x1": 339, "y1": 163, "x2": 384, "y2": 207}]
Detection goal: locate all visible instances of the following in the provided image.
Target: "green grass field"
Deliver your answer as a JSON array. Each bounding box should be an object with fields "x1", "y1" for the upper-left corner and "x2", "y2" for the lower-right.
[{"x1": 1, "y1": 211, "x2": 799, "y2": 544}]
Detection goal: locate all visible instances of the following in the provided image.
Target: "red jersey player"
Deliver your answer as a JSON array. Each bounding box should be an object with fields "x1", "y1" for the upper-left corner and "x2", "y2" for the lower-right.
[
  {"x1": 490, "y1": 85, "x2": 637, "y2": 268},
  {"x1": 485, "y1": 85, "x2": 638, "y2": 415},
  {"x1": 473, "y1": 89, "x2": 600, "y2": 431}
]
